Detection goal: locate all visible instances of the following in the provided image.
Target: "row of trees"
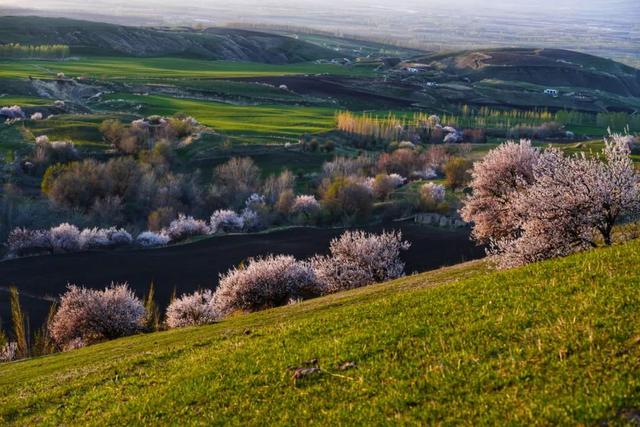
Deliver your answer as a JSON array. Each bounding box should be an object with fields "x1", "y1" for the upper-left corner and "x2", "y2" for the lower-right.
[
  {"x1": 1, "y1": 231, "x2": 409, "y2": 358},
  {"x1": 461, "y1": 135, "x2": 640, "y2": 268},
  {"x1": 337, "y1": 109, "x2": 640, "y2": 145},
  {"x1": 0, "y1": 43, "x2": 70, "y2": 59}
]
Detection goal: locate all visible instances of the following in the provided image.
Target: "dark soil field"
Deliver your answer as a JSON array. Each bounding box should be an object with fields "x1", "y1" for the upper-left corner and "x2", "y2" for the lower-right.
[
  {"x1": 241, "y1": 75, "x2": 415, "y2": 108},
  {"x1": 0, "y1": 224, "x2": 483, "y2": 329}
]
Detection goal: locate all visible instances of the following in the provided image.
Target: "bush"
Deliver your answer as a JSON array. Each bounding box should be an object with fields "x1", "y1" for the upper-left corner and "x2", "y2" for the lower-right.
[
  {"x1": 6, "y1": 227, "x2": 52, "y2": 256},
  {"x1": 165, "y1": 290, "x2": 218, "y2": 329},
  {"x1": 420, "y1": 182, "x2": 446, "y2": 210},
  {"x1": 79, "y1": 227, "x2": 133, "y2": 250},
  {"x1": 0, "y1": 342, "x2": 18, "y2": 362},
  {"x1": 78, "y1": 228, "x2": 109, "y2": 250},
  {"x1": 137, "y1": 231, "x2": 171, "y2": 247},
  {"x1": 291, "y1": 195, "x2": 321, "y2": 216},
  {"x1": 444, "y1": 157, "x2": 472, "y2": 190},
  {"x1": 50, "y1": 284, "x2": 145, "y2": 349},
  {"x1": 210, "y1": 209, "x2": 244, "y2": 233},
  {"x1": 321, "y1": 176, "x2": 373, "y2": 221},
  {"x1": 311, "y1": 231, "x2": 410, "y2": 293},
  {"x1": 104, "y1": 227, "x2": 133, "y2": 247},
  {"x1": 0, "y1": 105, "x2": 25, "y2": 120},
  {"x1": 50, "y1": 223, "x2": 80, "y2": 253},
  {"x1": 214, "y1": 255, "x2": 319, "y2": 316},
  {"x1": 210, "y1": 157, "x2": 261, "y2": 209},
  {"x1": 33, "y1": 136, "x2": 79, "y2": 169},
  {"x1": 165, "y1": 214, "x2": 209, "y2": 241}
]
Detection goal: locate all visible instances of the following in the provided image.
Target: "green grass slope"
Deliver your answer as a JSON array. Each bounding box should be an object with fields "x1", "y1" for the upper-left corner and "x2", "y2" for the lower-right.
[{"x1": 1, "y1": 240, "x2": 640, "y2": 425}]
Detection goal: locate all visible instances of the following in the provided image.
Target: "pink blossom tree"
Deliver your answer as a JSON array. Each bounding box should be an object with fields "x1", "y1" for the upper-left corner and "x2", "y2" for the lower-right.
[
  {"x1": 484, "y1": 135, "x2": 640, "y2": 268},
  {"x1": 50, "y1": 283, "x2": 145, "y2": 349},
  {"x1": 165, "y1": 214, "x2": 210, "y2": 241},
  {"x1": 165, "y1": 290, "x2": 218, "y2": 329},
  {"x1": 460, "y1": 139, "x2": 540, "y2": 244},
  {"x1": 311, "y1": 230, "x2": 410, "y2": 293},
  {"x1": 214, "y1": 255, "x2": 319, "y2": 316}
]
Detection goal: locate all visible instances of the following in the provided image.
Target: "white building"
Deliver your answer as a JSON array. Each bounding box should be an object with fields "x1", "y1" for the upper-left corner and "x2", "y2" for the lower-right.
[{"x1": 544, "y1": 88, "x2": 559, "y2": 97}]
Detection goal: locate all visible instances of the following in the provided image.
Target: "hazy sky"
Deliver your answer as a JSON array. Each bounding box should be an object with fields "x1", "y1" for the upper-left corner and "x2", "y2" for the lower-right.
[
  {"x1": 2, "y1": 0, "x2": 638, "y2": 21},
  {"x1": 1, "y1": 0, "x2": 638, "y2": 65}
]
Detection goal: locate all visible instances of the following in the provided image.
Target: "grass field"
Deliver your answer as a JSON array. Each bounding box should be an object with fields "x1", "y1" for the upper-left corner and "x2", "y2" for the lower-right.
[
  {"x1": 0, "y1": 96, "x2": 52, "y2": 107},
  {"x1": 1, "y1": 239, "x2": 639, "y2": 425},
  {"x1": 0, "y1": 57, "x2": 377, "y2": 80},
  {"x1": 100, "y1": 93, "x2": 337, "y2": 143}
]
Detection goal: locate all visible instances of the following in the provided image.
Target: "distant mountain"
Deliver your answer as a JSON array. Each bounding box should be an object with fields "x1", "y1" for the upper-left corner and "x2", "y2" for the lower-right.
[{"x1": 0, "y1": 16, "x2": 337, "y2": 64}]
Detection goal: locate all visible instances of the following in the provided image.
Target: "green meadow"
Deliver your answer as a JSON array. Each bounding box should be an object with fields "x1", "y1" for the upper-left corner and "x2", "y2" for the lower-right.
[
  {"x1": 1, "y1": 239, "x2": 640, "y2": 425},
  {"x1": 101, "y1": 93, "x2": 337, "y2": 143},
  {"x1": 0, "y1": 57, "x2": 376, "y2": 80}
]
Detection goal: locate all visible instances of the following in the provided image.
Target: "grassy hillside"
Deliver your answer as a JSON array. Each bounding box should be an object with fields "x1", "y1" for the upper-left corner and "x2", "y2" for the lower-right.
[
  {"x1": 0, "y1": 16, "x2": 336, "y2": 63},
  {"x1": 2, "y1": 239, "x2": 640, "y2": 425},
  {"x1": 0, "y1": 57, "x2": 375, "y2": 80}
]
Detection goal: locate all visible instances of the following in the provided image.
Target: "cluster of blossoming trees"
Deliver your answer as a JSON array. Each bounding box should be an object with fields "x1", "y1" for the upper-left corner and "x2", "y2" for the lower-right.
[
  {"x1": 5, "y1": 195, "x2": 323, "y2": 257},
  {"x1": 0, "y1": 231, "x2": 410, "y2": 357},
  {"x1": 461, "y1": 135, "x2": 640, "y2": 268}
]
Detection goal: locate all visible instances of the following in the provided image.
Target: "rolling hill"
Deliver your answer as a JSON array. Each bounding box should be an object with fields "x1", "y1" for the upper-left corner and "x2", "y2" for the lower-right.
[
  {"x1": 1, "y1": 238, "x2": 639, "y2": 425},
  {"x1": 411, "y1": 48, "x2": 640, "y2": 98},
  {"x1": 0, "y1": 16, "x2": 336, "y2": 63}
]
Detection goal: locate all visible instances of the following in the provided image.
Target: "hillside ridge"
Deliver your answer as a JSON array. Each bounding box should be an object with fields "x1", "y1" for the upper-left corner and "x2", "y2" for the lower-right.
[{"x1": 0, "y1": 16, "x2": 336, "y2": 63}]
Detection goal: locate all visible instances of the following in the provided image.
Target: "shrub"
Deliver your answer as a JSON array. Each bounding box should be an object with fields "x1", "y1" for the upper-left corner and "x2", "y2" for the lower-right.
[
  {"x1": 78, "y1": 228, "x2": 109, "y2": 250},
  {"x1": 321, "y1": 176, "x2": 373, "y2": 221},
  {"x1": 165, "y1": 214, "x2": 209, "y2": 241},
  {"x1": 214, "y1": 255, "x2": 319, "y2": 316},
  {"x1": 137, "y1": 231, "x2": 171, "y2": 247},
  {"x1": 165, "y1": 290, "x2": 218, "y2": 329},
  {"x1": 444, "y1": 157, "x2": 472, "y2": 190},
  {"x1": 420, "y1": 182, "x2": 446, "y2": 210},
  {"x1": 104, "y1": 227, "x2": 133, "y2": 247},
  {"x1": 241, "y1": 209, "x2": 260, "y2": 231},
  {"x1": 263, "y1": 170, "x2": 295, "y2": 204},
  {"x1": 49, "y1": 223, "x2": 80, "y2": 253},
  {"x1": 50, "y1": 284, "x2": 145, "y2": 349},
  {"x1": 33, "y1": 135, "x2": 79, "y2": 169},
  {"x1": 148, "y1": 207, "x2": 177, "y2": 231},
  {"x1": 210, "y1": 209, "x2": 244, "y2": 233},
  {"x1": 78, "y1": 227, "x2": 132, "y2": 250},
  {"x1": 210, "y1": 157, "x2": 261, "y2": 208},
  {"x1": 377, "y1": 149, "x2": 423, "y2": 177},
  {"x1": 0, "y1": 105, "x2": 25, "y2": 120},
  {"x1": 291, "y1": 195, "x2": 321, "y2": 216},
  {"x1": 311, "y1": 231, "x2": 410, "y2": 293},
  {"x1": 6, "y1": 227, "x2": 52, "y2": 256},
  {"x1": 322, "y1": 155, "x2": 375, "y2": 179},
  {"x1": 275, "y1": 189, "x2": 296, "y2": 215},
  {"x1": 0, "y1": 342, "x2": 17, "y2": 362}
]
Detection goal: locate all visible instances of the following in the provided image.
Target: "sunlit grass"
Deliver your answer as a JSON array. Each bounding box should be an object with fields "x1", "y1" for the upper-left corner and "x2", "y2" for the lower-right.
[{"x1": 1, "y1": 240, "x2": 639, "y2": 425}]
